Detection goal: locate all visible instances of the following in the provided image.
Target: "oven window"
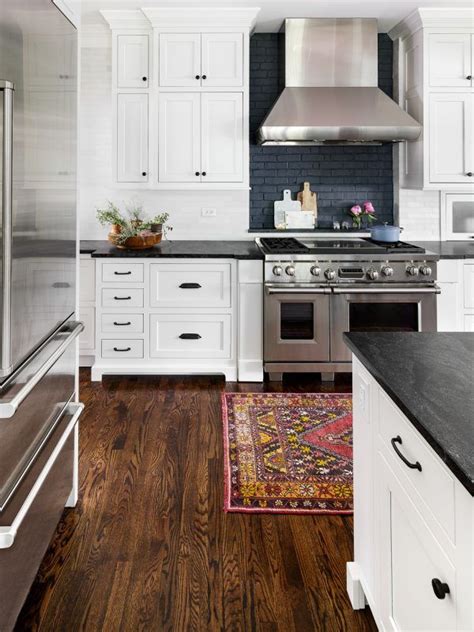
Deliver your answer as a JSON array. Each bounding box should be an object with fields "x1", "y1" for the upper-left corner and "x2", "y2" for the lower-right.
[
  {"x1": 349, "y1": 303, "x2": 419, "y2": 332},
  {"x1": 280, "y1": 303, "x2": 314, "y2": 339}
]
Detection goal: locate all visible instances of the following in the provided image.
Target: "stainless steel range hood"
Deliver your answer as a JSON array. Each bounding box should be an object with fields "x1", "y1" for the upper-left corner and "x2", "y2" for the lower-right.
[{"x1": 257, "y1": 18, "x2": 422, "y2": 145}]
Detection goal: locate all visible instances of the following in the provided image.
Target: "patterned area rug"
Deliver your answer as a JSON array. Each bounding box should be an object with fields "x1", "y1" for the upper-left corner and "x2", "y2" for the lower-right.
[{"x1": 222, "y1": 393, "x2": 353, "y2": 514}]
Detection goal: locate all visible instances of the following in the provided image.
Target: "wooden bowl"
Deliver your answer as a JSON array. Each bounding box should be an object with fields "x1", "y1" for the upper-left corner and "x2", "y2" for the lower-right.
[{"x1": 108, "y1": 231, "x2": 163, "y2": 250}]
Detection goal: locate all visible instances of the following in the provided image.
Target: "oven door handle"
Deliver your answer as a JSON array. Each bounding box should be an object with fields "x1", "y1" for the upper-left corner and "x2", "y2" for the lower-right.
[
  {"x1": 332, "y1": 285, "x2": 441, "y2": 295},
  {"x1": 265, "y1": 287, "x2": 331, "y2": 295}
]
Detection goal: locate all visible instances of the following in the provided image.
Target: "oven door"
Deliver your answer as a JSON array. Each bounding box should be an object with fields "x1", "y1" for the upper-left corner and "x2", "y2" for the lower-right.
[
  {"x1": 264, "y1": 286, "x2": 331, "y2": 362},
  {"x1": 331, "y1": 285, "x2": 439, "y2": 362}
]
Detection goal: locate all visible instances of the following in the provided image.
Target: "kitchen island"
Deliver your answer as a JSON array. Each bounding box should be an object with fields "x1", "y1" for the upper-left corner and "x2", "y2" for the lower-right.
[{"x1": 345, "y1": 332, "x2": 474, "y2": 631}]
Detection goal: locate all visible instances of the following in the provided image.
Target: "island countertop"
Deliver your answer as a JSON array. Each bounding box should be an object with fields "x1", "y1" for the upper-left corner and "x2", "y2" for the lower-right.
[
  {"x1": 344, "y1": 332, "x2": 474, "y2": 495},
  {"x1": 80, "y1": 240, "x2": 263, "y2": 260}
]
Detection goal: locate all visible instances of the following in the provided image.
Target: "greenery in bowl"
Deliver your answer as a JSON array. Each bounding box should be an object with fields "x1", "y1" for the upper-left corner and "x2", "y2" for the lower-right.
[{"x1": 96, "y1": 202, "x2": 173, "y2": 244}]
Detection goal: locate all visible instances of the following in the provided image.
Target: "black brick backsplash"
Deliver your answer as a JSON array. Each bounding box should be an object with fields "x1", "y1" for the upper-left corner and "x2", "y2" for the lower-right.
[{"x1": 249, "y1": 33, "x2": 394, "y2": 229}]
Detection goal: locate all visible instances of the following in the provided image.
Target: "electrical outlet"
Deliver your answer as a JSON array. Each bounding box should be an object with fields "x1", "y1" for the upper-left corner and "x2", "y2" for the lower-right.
[{"x1": 201, "y1": 208, "x2": 217, "y2": 217}]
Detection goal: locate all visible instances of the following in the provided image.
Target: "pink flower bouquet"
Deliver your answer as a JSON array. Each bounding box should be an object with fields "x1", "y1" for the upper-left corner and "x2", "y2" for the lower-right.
[
  {"x1": 348, "y1": 204, "x2": 362, "y2": 228},
  {"x1": 348, "y1": 201, "x2": 377, "y2": 228}
]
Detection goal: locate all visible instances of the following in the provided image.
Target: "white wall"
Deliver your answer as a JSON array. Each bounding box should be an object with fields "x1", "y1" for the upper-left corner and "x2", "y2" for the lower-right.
[{"x1": 78, "y1": 22, "x2": 251, "y2": 241}]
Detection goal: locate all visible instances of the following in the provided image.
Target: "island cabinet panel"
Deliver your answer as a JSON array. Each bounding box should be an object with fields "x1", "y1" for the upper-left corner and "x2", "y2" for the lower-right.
[
  {"x1": 347, "y1": 357, "x2": 474, "y2": 632},
  {"x1": 79, "y1": 255, "x2": 96, "y2": 365}
]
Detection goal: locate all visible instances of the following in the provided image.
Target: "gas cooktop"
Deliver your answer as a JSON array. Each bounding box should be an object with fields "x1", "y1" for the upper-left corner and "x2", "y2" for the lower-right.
[{"x1": 258, "y1": 236, "x2": 427, "y2": 255}]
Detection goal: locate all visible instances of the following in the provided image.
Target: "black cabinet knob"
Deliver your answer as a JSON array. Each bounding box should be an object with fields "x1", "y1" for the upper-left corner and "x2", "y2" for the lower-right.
[
  {"x1": 467, "y1": 172, "x2": 473, "y2": 177},
  {"x1": 195, "y1": 171, "x2": 200, "y2": 176},
  {"x1": 142, "y1": 76, "x2": 147, "y2": 81},
  {"x1": 432, "y1": 578, "x2": 450, "y2": 600},
  {"x1": 142, "y1": 171, "x2": 147, "y2": 176},
  {"x1": 467, "y1": 75, "x2": 472, "y2": 80},
  {"x1": 202, "y1": 74, "x2": 207, "y2": 80},
  {"x1": 195, "y1": 75, "x2": 200, "y2": 80},
  {"x1": 202, "y1": 171, "x2": 207, "y2": 176}
]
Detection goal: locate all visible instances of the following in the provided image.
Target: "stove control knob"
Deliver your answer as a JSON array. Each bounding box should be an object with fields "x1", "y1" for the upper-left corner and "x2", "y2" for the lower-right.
[
  {"x1": 325, "y1": 268, "x2": 336, "y2": 280},
  {"x1": 419, "y1": 264, "x2": 432, "y2": 276},
  {"x1": 407, "y1": 265, "x2": 419, "y2": 277},
  {"x1": 310, "y1": 265, "x2": 321, "y2": 277},
  {"x1": 285, "y1": 265, "x2": 296, "y2": 277},
  {"x1": 367, "y1": 268, "x2": 379, "y2": 281},
  {"x1": 272, "y1": 265, "x2": 283, "y2": 277},
  {"x1": 381, "y1": 265, "x2": 394, "y2": 277}
]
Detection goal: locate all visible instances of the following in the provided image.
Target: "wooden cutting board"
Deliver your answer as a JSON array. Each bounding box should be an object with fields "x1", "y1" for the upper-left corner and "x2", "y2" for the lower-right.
[
  {"x1": 297, "y1": 182, "x2": 317, "y2": 218},
  {"x1": 274, "y1": 189, "x2": 301, "y2": 228}
]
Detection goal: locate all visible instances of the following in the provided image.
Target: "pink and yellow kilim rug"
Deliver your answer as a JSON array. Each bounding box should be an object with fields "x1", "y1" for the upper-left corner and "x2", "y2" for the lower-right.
[{"x1": 222, "y1": 392, "x2": 353, "y2": 514}]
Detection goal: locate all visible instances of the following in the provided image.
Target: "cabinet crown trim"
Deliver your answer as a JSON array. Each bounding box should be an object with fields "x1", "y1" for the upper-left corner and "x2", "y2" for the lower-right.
[
  {"x1": 389, "y1": 7, "x2": 474, "y2": 40},
  {"x1": 100, "y1": 9, "x2": 150, "y2": 29}
]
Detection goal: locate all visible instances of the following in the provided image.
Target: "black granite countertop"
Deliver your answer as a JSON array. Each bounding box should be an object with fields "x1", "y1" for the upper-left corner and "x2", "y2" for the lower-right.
[
  {"x1": 413, "y1": 241, "x2": 474, "y2": 259},
  {"x1": 80, "y1": 240, "x2": 105, "y2": 254},
  {"x1": 344, "y1": 332, "x2": 474, "y2": 495},
  {"x1": 80, "y1": 240, "x2": 263, "y2": 259}
]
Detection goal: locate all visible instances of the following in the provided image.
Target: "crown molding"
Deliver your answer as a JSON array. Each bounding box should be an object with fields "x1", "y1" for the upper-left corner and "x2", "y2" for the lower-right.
[
  {"x1": 389, "y1": 8, "x2": 474, "y2": 40},
  {"x1": 100, "y1": 9, "x2": 150, "y2": 30},
  {"x1": 141, "y1": 7, "x2": 260, "y2": 30}
]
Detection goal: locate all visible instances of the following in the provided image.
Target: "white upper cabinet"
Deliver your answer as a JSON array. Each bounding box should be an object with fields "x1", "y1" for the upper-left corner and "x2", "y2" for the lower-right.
[
  {"x1": 158, "y1": 93, "x2": 201, "y2": 182},
  {"x1": 117, "y1": 35, "x2": 149, "y2": 88},
  {"x1": 201, "y1": 34, "x2": 243, "y2": 87},
  {"x1": 159, "y1": 33, "x2": 243, "y2": 87},
  {"x1": 201, "y1": 93, "x2": 243, "y2": 182},
  {"x1": 159, "y1": 34, "x2": 201, "y2": 87},
  {"x1": 117, "y1": 93, "x2": 148, "y2": 182},
  {"x1": 429, "y1": 93, "x2": 473, "y2": 183},
  {"x1": 429, "y1": 34, "x2": 472, "y2": 88}
]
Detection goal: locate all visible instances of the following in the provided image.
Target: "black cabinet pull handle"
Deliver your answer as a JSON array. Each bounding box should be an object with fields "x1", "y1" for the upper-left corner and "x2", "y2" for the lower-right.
[
  {"x1": 142, "y1": 76, "x2": 147, "y2": 81},
  {"x1": 195, "y1": 74, "x2": 200, "y2": 80},
  {"x1": 467, "y1": 172, "x2": 473, "y2": 177},
  {"x1": 391, "y1": 436, "x2": 422, "y2": 471},
  {"x1": 114, "y1": 271, "x2": 132, "y2": 275},
  {"x1": 432, "y1": 578, "x2": 450, "y2": 600},
  {"x1": 179, "y1": 333, "x2": 202, "y2": 340},
  {"x1": 202, "y1": 74, "x2": 207, "y2": 80},
  {"x1": 52, "y1": 282, "x2": 70, "y2": 288},
  {"x1": 113, "y1": 321, "x2": 131, "y2": 326},
  {"x1": 114, "y1": 296, "x2": 131, "y2": 300},
  {"x1": 202, "y1": 171, "x2": 207, "y2": 176},
  {"x1": 113, "y1": 346, "x2": 131, "y2": 352},
  {"x1": 179, "y1": 282, "x2": 202, "y2": 289}
]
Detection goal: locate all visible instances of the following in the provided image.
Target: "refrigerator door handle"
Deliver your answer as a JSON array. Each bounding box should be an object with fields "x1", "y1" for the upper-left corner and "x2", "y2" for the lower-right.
[
  {"x1": 0, "y1": 80, "x2": 15, "y2": 375},
  {"x1": 0, "y1": 321, "x2": 83, "y2": 419}
]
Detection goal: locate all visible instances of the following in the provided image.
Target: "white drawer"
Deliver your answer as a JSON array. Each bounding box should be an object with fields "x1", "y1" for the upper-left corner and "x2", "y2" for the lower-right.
[
  {"x1": 80, "y1": 258, "x2": 95, "y2": 302},
  {"x1": 101, "y1": 313, "x2": 144, "y2": 333},
  {"x1": 378, "y1": 390, "x2": 455, "y2": 541},
  {"x1": 149, "y1": 263, "x2": 231, "y2": 308},
  {"x1": 463, "y1": 264, "x2": 474, "y2": 309},
  {"x1": 102, "y1": 262, "x2": 144, "y2": 284},
  {"x1": 149, "y1": 313, "x2": 231, "y2": 359},
  {"x1": 101, "y1": 339, "x2": 144, "y2": 359},
  {"x1": 101, "y1": 288, "x2": 144, "y2": 308}
]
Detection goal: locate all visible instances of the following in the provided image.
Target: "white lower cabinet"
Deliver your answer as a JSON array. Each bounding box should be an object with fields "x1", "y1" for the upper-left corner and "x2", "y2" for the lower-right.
[
  {"x1": 79, "y1": 255, "x2": 96, "y2": 366},
  {"x1": 437, "y1": 259, "x2": 474, "y2": 331},
  {"x1": 91, "y1": 258, "x2": 263, "y2": 382},
  {"x1": 348, "y1": 357, "x2": 474, "y2": 632}
]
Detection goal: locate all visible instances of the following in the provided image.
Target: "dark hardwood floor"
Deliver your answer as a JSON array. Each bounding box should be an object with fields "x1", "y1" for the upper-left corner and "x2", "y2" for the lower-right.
[{"x1": 15, "y1": 370, "x2": 377, "y2": 632}]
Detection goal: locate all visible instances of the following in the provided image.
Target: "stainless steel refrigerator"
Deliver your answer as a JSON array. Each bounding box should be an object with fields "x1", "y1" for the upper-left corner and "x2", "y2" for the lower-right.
[{"x1": 0, "y1": 1, "x2": 83, "y2": 629}]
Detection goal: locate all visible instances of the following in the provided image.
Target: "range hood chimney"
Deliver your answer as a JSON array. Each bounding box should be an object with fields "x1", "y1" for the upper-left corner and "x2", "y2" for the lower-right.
[{"x1": 257, "y1": 18, "x2": 422, "y2": 145}]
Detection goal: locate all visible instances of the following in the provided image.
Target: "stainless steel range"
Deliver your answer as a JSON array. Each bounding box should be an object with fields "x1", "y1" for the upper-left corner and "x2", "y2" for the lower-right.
[{"x1": 256, "y1": 237, "x2": 440, "y2": 380}]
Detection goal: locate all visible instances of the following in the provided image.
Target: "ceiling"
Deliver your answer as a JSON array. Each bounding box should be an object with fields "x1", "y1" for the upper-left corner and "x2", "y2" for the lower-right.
[{"x1": 81, "y1": 0, "x2": 473, "y2": 32}]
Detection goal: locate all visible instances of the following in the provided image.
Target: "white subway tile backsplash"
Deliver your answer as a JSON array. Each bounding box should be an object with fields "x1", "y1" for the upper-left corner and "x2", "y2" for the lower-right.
[{"x1": 396, "y1": 189, "x2": 441, "y2": 241}]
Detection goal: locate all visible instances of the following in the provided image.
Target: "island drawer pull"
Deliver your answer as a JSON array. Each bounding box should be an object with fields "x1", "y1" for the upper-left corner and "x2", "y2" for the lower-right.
[
  {"x1": 114, "y1": 271, "x2": 132, "y2": 276},
  {"x1": 391, "y1": 435, "x2": 422, "y2": 471},
  {"x1": 179, "y1": 333, "x2": 202, "y2": 340},
  {"x1": 432, "y1": 578, "x2": 450, "y2": 600},
  {"x1": 114, "y1": 296, "x2": 131, "y2": 300},
  {"x1": 179, "y1": 283, "x2": 202, "y2": 289},
  {"x1": 113, "y1": 346, "x2": 131, "y2": 352},
  {"x1": 113, "y1": 321, "x2": 131, "y2": 326}
]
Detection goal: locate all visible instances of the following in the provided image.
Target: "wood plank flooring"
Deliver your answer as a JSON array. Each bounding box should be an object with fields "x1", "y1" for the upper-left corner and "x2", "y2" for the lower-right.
[{"x1": 15, "y1": 371, "x2": 377, "y2": 632}]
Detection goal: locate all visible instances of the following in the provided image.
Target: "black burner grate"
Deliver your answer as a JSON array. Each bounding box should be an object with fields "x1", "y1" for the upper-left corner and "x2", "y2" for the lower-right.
[{"x1": 259, "y1": 237, "x2": 309, "y2": 253}]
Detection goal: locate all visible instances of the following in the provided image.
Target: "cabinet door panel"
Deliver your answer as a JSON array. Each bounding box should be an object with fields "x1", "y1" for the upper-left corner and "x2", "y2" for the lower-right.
[
  {"x1": 201, "y1": 33, "x2": 243, "y2": 87},
  {"x1": 201, "y1": 93, "x2": 243, "y2": 182},
  {"x1": 117, "y1": 35, "x2": 149, "y2": 88},
  {"x1": 159, "y1": 34, "x2": 200, "y2": 87},
  {"x1": 377, "y1": 453, "x2": 457, "y2": 632},
  {"x1": 117, "y1": 94, "x2": 148, "y2": 183},
  {"x1": 437, "y1": 283, "x2": 462, "y2": 331},
  {"x1": 429, "y1": 94, "x2": 472, "y2": 183},
  {"x1": 429, "y1": 34, "x2": 472, "y2": 88},
  {"x1": 463, "y1": 264, "x2": 474, "y2": 309},
  {"x1": 158, "y1": 93, "x2": 201, "y2": 182}
]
